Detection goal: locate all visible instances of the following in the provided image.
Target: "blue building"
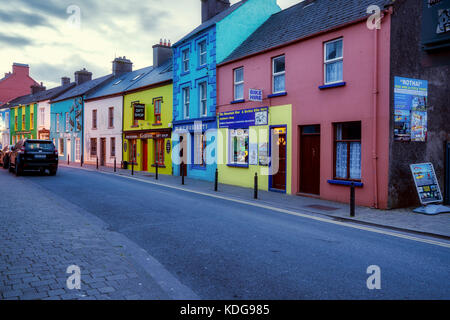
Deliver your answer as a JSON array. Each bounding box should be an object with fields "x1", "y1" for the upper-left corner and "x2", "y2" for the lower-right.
[
  {"x1": 50, "y1": 69, "x2": 112, "y2": 163},
  {"x1": 0, "y1": 106, "x2": 9, "y2": 148},
  {"x1": 171, "y1": 0, "x2": 280, "y2": 181}
]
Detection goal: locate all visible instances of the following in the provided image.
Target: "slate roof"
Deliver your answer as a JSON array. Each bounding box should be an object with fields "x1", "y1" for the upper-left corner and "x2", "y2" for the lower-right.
[
  {"x1": 85, "y1": 60, "x2": 173, "y2": 101},
  {"x1": 173, "y1": 0, "x2": 247, "y2": 47},
  {"x1": 51, "y1": 74, "x2": 113, "y2": 103},
  {"x1": 222, "y1": 0, "x2": 393, "y2": 63}
]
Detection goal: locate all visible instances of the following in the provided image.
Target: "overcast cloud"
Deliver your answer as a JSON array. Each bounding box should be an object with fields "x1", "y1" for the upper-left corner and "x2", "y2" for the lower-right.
[{"x1": 0, "y1": 0, "x2": 300, "y2": 88}]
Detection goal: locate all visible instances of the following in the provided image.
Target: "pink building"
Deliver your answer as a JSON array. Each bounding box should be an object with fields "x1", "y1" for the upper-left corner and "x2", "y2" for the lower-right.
[
  {"x1": 0, "y1": 63, "x2": 39, "y2": 105},
  {"x1": 217, "y1": 0, "x2": 393, "y2": 209}
]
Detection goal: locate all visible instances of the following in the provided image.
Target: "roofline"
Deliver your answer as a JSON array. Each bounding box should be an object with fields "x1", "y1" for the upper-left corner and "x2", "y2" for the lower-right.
[
  {"x1": 84, "y1": 79, "x2": 173, "y2": 102},
  {"x1": 50, "y1": 75, "x2": 114, "y2": 103},
  {"x1": 173, "y1": 24, "x2": 215, "y2": 48},
  {"x1": 218, "y1": 7, "x2": 392, "y2": 67}
]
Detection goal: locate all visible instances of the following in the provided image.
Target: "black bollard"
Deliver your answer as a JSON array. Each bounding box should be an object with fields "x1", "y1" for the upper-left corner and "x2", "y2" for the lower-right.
[
  {"x1": 96, "y1": 156, "x2": 99, "y2": 170},
  {"x1": 67, "y1": 153, "x2": 69, "y2": 165},
  {"x1": 181, "y1": 164, "x2": 185, "y2": 185},
  {"x1": 81, "y1": 154, "x2": 83, "y2": 167},
  {"x1": 214, "y1": 168, "x2": 218, "y2": 192},
  {"x1": 350, "y1": 182, "x2": 355, "y2": 217},
  {"x1": 114, "y1": 157, "x2": 116, "y2": 173},
  {"x1": 254, "y1": 172, "x2": 258, "y2": 199},
  {"x1": 155, "y1": 163, "x2": 158, "y2": 180},
  {"x1": 132, "y1": 160, "x2": 134, "y2": 175}
]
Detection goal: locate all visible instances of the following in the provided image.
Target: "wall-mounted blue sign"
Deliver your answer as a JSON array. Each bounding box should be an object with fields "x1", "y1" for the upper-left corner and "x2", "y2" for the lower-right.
[
  {"x1": 249, "y1": 89, "x2": 263, "y2": 102},
  {"x1": 218, "y1": 107, "x2": 268, "y2": 129}
]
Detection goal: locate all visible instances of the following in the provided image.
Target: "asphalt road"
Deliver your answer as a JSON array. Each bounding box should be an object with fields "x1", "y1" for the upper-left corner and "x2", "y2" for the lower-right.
[{"x1": 12, "y1": 167, "x2": 450, "y2": 299}]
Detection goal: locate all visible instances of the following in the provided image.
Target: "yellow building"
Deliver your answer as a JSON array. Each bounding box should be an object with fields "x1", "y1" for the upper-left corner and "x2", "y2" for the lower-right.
[{"x1": 123, "y1": 64, "x2": 173, "y2": 175}]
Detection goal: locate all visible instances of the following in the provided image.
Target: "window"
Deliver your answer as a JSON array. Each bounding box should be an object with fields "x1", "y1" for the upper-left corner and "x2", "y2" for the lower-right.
[
  {"x1": 193, "y1": 134, "x2": 206, "y2": 166},
  {"x1": 30, "y1": 112, "x2": 34, "y2": 130},
  {"x1": 108, "y1": 107, "x2": 114, "y2": 128},
  {"x1": 133, "y1": 103, "x2": 145, "y2": 126},
  {"x1": 182, "y1": 87, "x2": 190, "y2": 119},
  {"x1": 154, "y1": 139, "x2": 164, "y2": 165},
  {"x1": 56, "y1": 114, "x2": 60, "y2": 132},
  {"x1": 92, "y1": 110, "x2": 97, "y2": 129},
  {"x1": 59, "y1": 138, "x2": 64, "y2": 156},
  {"x1": 234, "y1": 67, "x2": 244, "y2": 100},
  {"x1": 90, "y1": 138, "x2": 97, "y2": 156},
  {"x1": 324, "y1": 38, "x2": 343, "y2": 84},
  {"x1": 75, "y1": 138, "x2": 81, "y2": 161},
  {"x1": 182, "y1": 49, "x2": 190, "y2": 72},
  {"x1": 65, "y1": 112, "x2": 69, "y2": 131},
  {"x1": 129, "y1": 139, "x2": 137, "y2": 163},
  {"x1": 39, "y1": 108, "x2": 44, "y2": 126},
  {"x1": 229, "y1": 129, "x2": 249, "y2": 165},
  {"x1": 198, "y1": 41, "x2": 207, "y2": 66},
  {"x1": 22, "y1": 114, "x2": 25, "y2": 129},
  {"x1": 110, "y1": 137, "x2": 116, "y2": 157},
  {"x1": 199, "y1": 82, "x2": 207, "y2": 116},
  {"x1": 154, "y1": 99, "x2": 162, "y2": 124},
  {"x1": 5, "y1": 113, "x2": 9, "y2": 129},
  {"x1": 272, "y1": 55, "x2": 286, "y2": 93},
  {"x1": 334, "y1": 122, "x2": 361, "y2": 180}
]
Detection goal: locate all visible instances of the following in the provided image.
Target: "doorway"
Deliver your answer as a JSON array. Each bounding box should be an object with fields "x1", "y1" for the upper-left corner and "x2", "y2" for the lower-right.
[
  {"x1": 142, "y1": 139, "x2": 148, "y2": 171},
  {"x1": 299, "y1": 125, "x2": 320, "y2": 195},
  {"x1": 270, "y1": 126, "x2": 287, "y2": 192},
  {"x1": 100, "y1": 138, "x2": 106, "y2": 166},
  {"x1": 66, "y1": 139, "x2": 71, "y2": 162}
]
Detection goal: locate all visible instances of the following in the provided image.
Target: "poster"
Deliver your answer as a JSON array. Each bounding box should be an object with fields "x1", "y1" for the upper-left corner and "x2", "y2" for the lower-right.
[
  {"x1": 410, "y1": 163, "x2": 443, "y2": 205},
  {"x1": 218, "y1": 107, "x2": 268, "y2": 129},
  {"x1": 249, "y1": 143, "x2": 258, "y2": 165},
  {"x1": 394, "y1": 77, "x2": 428, "y2": 141}
]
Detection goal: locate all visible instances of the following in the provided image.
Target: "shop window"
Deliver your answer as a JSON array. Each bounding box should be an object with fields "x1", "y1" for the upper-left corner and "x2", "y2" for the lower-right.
[
  {"x1": 154, "y1": 139, "x2": 164, "y2": 165},
  {"x1": 234, "y1": 67, "x2": 244, "y2": 100},
  {"x1": 198, "y1": 40, "x2": 207, "y2": 66},
  {"x1": 182, "y1": 87, "x2": 190, "y2": 119},
  {"x1": 92, "y1": 110, "x2": 97, "y2": 129},
  {"x1": 182, "y1": 49, "x2": 190, "y2": 73},
  {"x1": 334, "y1": 122, "x2": 361, "y2": 180},
  {"x1": 199, "y1": 81, "x2": 207, "y2": 116},
  {"x1": 193, "y1": 134, "x2": 206, "y2": 166},
  {"x1": 229, "y1": 129, "x2": 249, "y2": 165},
  {"x1": 110, "y1": 137, "x2": 116, "y2": 157},
  {"x1": 59, "y1": 138, "x2": 64, "y2": 156},
  {"x1": 154, "y1": 99, "x2": 162, "y2": 124},
  {"x1": 108, "y1": 107, "x2": 114, "y2": 128},
  {"x1": 272, "y1": 55, "x2": 285, "y2": 93},
  {"x1": 90, "y1": 138, "x2": 97, "y2": 157},
  {"x1": 324, "y1": 38, "x2": 343, "y2": 84},
  {"x1": 129, "y1": 140, "x2": 137, "y2": 163}
]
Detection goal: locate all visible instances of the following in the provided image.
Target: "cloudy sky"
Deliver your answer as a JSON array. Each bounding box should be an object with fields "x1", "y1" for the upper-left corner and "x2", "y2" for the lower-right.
[{"x1": 0, "y1": 0, "x2": 300, "y2": 88}]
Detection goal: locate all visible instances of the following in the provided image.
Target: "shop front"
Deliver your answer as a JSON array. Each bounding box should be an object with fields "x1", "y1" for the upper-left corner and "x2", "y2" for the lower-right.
[
  {"x1": 217, "y1": 105, "x2": 292, "y2": 194},
  {"x1": 123, "y1": 129, "x2": 172, "y2": 175}
]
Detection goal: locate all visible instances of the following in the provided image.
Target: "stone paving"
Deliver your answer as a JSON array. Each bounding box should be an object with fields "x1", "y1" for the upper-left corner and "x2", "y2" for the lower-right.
[
  {"x1": 61, "y1": 162, "x2": 450, "y2": 238},
  {"x1": 0, "y1": 169, "x2": 188, "y2": 300}
]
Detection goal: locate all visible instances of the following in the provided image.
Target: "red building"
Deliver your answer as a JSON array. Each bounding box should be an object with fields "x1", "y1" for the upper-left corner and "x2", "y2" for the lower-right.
[{"x1": 0, "y1": 63, "x2": 39, "y2": 105}]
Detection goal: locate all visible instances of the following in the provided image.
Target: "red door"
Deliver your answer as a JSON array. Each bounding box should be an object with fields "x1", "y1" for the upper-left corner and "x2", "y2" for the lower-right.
[
  {"x1": 142, "y1": 139, "x2": 148, "y2": 171},
  {"x1": 271, "y1": 127, "x2": 287, "y2": 191},
  {"x1": 299, "y1": 125, "x2": 320, "y2": 195}
]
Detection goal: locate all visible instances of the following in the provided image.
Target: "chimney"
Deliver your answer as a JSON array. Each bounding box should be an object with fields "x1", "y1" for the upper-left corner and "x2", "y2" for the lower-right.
[
  {"x1": 74, "y1": 68, "x2": 92, "y2": 85},
  {"x1": 201, "y1": 0, "x2": 230, "y2": 23},
  {"x1": 112, "y1": 56, "x2": 133, "y2": 77},
  {"x1": 61, "y1": 77, "x2": 70, "y2": 86},
  {"x1": 12, "y1": 63, "x2": 30, "y2": 76},
  {"x1": 31, "y1": 82, "x2": 46, "y2": 95},
  {"x1": 153, "y1": 41, "x2": 173, "y2": 68}
]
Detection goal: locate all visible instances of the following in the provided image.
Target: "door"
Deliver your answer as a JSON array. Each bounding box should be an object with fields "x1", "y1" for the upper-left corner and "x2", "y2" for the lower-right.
[
  {"x1": 271, "y1": 127, "x2": 287, "y2": 191},
  {"x1": 142, "y1": 139, "x2": 148, "y2": 171},
  {"x1": 299, "y1": 125, "x2": 320, "y2": 195},
  {"x1": 100, "y1": 138, "x2": 106, "y2": 166},
  {"x1": 66, "y1": 139, "x2": 71, "y2": 162}
]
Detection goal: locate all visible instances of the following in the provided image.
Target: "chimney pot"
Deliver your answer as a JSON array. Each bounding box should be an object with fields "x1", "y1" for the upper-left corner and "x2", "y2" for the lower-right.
[
  {"x1": 153, "y1": 40, "x2": 173, "y2": 67},
  {"x1": 112, "y1": 57, "x2": 133, "y2": 77},
  {"x1": 74, "y1": 68, "x2": 93, "y2": 85},
  {"x1": 201, "y1": 0, "x2": 230, "y2": 23}
]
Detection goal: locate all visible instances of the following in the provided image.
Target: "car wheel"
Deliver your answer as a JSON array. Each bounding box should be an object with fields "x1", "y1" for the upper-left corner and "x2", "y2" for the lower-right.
[{"x1": 49, "y1": 168, "x2": 57, "y2": 176}]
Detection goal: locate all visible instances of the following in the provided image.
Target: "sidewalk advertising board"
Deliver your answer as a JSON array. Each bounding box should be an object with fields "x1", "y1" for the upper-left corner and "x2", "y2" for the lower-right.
[
  {"x1": 394, "y1": 77, "x2": 428, "y2": 142},
  {"x1": 410, "y1": 163, "x2": 443, "y2": 205}
]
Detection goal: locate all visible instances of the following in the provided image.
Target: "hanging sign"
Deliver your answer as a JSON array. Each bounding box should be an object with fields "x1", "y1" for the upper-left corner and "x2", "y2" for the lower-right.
[
  {"x1": 134, "y1": 104, "x2": 145, "y2": 121},
  {"x1": 394, "y1": 77, "x2": 428, "y2": 142},
  {"x1": 410, "y1": 162, "x2": 443, "y2": 205}
]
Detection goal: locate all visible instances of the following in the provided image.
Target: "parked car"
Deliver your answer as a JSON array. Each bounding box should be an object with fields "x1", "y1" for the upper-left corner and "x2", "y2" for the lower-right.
[
  {"x1": 0, "y1": 145, "x2": 14, "y2": 169},
  {"x1": 9, "y1": 139, "x2": 58, "y2": 176}
]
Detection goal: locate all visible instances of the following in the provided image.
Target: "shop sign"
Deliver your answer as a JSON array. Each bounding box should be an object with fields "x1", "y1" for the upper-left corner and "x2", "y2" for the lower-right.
[
  {"x1": 249, "y1": 89, "x2": 263, "y2": 102},
  {"x1": 124, "y1": 132, "x2": 170, "y2": 140},
  {"x1": 410, "y1": 163, "x2": 443, "y2": 204},
  {"x1": 166, "y1": 140, "x2": 171, "y2": 153},
  {"x1": 134, "y1": 104, "x2": 145, "y2": 121},
  {"x1": 218, "y1": 107, "x2": 268, "y2": 129},
  {"x1": 421, "y1": 0, "x2": 450, "y2": 50},
  {"x1": 174, "y1": 120, "x2": 215, "y2": 132},
  {"x1": 394, "y1": 77, "x2": 428, "y2": 142}
]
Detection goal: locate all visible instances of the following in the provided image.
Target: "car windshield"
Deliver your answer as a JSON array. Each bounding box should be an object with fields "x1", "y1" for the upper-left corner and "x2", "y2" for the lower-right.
[{"x1": 25, "y1": 142, "x2": 55, "y2": 151}]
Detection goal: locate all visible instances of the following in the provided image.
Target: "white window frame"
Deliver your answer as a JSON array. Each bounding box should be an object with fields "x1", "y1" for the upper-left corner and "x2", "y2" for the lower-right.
[
  {"x1": 75, "y1": 138, "x2": 81, "y2": 161},
  {"x1": 39, "y1": 108, "x2": 45, "y2": 126},
  {"x1": 182, "y1": 49, "x2": 190, "y2": 73},
  {"x1": 324, "y1": 38, "x2": 344, "y2": 85},
  {"x1": 65, "y1": 112, "x2": 69, "y2": 132},
  {"x1": 5, "y1": 113, "x2": 9, "y2": 129},
  {"x1": 234, "y1": 67, "x2": 244, "y2": 101},
  {"x1": 199, "y1": 81, "x2": 207, "y2": 117},
  {"x1": 92, "y1": 109, "x2": 97, "y2": 129},
  {"x1": 56, "y1": 114, "x2": 60, "y2": 132},
  {"x1": 198, "y1": 41, "x2": 207, "y2": 66},
  {"x1": 108, "y1": 107, "x2": 114, "y2": 128},
  {"x1": 272, "y1": 55, "x2": 286, "y2": 94},
  {"x1": 182, "y1": 87, "x2": 190, "y2": 119}
]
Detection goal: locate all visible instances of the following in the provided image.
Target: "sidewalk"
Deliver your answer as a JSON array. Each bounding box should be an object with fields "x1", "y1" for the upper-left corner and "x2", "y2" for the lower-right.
[{"x1": 60, "y1": 163, "x2": 450, "y2": 239}]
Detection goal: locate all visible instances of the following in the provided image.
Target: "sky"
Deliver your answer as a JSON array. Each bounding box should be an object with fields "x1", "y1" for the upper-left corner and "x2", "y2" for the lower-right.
[{"x1": 0, "y1": 0, "x2": 300, "y2": 89}]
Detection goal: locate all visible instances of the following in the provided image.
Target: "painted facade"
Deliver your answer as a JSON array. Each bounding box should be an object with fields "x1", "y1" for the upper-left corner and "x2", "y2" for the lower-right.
[
  {"x1": 9, "y1": 102, "x2": 37, "y2": 144},
  {"x1": 172, "y1": 0, "x2": 280, "y2": 182},
  {"x1": 0, "y1": 63, "x2": 38, "y2": 105},
  {"x1": 0, "y1": 107, "x2": 10, "y2": 148}
]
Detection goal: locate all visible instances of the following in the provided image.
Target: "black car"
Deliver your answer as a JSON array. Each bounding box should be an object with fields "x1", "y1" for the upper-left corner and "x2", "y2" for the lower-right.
[
  {"x1": 9, "y1": 139, "x2": 58, "y2": 176},
  {"x1": 0, "y1": 145, "x2": 14, "y2": 169}
]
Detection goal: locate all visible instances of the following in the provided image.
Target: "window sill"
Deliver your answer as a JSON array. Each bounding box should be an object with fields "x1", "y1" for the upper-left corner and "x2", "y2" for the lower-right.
[
  {"x1": 180, "y1": 71, "x2": 190, "y2": 76},
  {"x1": 196, "y1": 65, "x2": 207, "y2": 71},
  {"x1": 327, "y1": 179, "x2": 363, "y2": 187},
  {"x1": 268, "y1": 92, "x2": 287, "y2": 98},
  {"x1": 227, "y1": 163, "x2": 249, "y2": 168},
  {"x1": 152, "y1": 123, "x2": 163, "y2": 126},
  {"x1": 319, "y1": 82, "x2": 346, "y2": 90},
  {"x1": 230, "y1": 99, "x2": 245, "y2": 104}
]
